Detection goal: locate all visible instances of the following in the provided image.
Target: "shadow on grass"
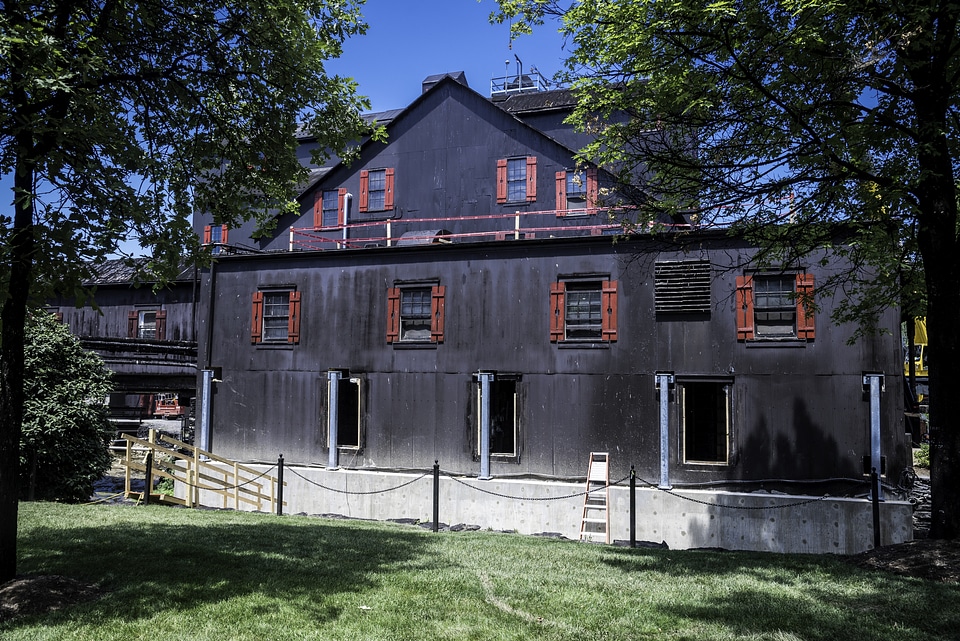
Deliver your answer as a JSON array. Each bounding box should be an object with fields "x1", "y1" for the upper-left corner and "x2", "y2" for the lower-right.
[
  {"x1": 11, "y1": 504, "x2": 433, "y2": 631},
  {"x1": 598, "y1": 546, "x2": 960, "y2": 641}
]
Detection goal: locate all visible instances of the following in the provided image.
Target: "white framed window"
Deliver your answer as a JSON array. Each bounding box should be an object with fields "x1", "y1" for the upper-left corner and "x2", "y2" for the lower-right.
[{"x1": 475, "y1": 374, "x2": 520, "y2": 459}]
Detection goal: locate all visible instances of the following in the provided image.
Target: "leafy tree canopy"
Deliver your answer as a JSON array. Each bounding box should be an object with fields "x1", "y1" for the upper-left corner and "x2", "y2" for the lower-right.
[
  {"x1": 0, "y1": 0, "x2": 377, "y2": 582},
  {"x1": 495, "y1": 0, "x2": 960, "y2": 538},
  {"x1": 0, "y1": 0, "x2": 377, "y2": 300}
]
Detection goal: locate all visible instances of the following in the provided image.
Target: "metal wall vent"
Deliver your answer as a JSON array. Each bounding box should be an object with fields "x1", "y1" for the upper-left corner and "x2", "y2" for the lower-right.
[{"x1": 654, "y1": 260, "x2": 712, "y2": 314}]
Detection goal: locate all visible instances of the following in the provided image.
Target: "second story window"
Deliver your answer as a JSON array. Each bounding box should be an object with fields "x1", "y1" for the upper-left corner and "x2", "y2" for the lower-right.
[
  {"x1": 550, "y1": 279, "x2": 618, "y2": 343},
  {"x1": 313, "y1": 187, "x2": 346, "y2": 229},
  {"x1": 555, "y1": 168, "x2": 598, "y2": 216},
  {"x1": 736, "y1": 273, "x2": 815, "y2": 341},
  {"x1": 497, "y1": 157, "x2": 537, "y2": 204},
  {"x1": 359, "y1": 168, "x2": 395, "y2": 213},
  {"x1": 127, "y1": 309, "x2": 166, "y2": 340},
  {"x1": 251, "y1": 289, "x2": 301, "y2": 344},
  {"x1": 386, "y1": 284, "x2": 446, "y2": 344}
]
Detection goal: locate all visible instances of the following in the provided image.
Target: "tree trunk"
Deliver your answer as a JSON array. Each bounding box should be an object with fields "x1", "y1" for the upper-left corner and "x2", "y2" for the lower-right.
[{"x1": 0, "y1": 142, "x2": 36, "y2": 583}]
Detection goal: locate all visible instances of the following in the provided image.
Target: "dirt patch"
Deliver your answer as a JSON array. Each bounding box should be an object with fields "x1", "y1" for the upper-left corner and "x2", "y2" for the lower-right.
[
  {"x1": 0, "y1": 575, "x2": 102, "y2": 623},
  {"x1": 844, "y1": 538, "x2": 960, "y2": 583}
]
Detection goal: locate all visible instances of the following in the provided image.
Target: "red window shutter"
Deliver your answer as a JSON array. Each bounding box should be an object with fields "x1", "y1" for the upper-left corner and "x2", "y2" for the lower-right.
[
  {"x1": 586, "y1": 168, "x2": 599, "y2": 214},
  {"x1": 359, "y1": 170, "x2": 369, "y2": 212},
  {"x1": 221, "y1": 225, "x2": 229, "y2": 244},
  {"x1": 526, "y1": 156, "x2": 537, "y2": 201},
  {"x1": 337, "y1": 188, "x2": 347, "y2": 226},
  {"x1": 203, "y1": 225, "x2": 212, "y2": 245},
  {"x1": 735, "y1": 275, "x2": 754, "y2": 340},
  {"x1": 550, "y1": 281, "x2": 566, "y2": 342},
  {"x1": 155, "y1": 310, "x2": 167, "y2": 341},
  {"x1": 496, "y1": 159, "x2": 507, "y2": 204},
  {"x1": 251, "y1": 292, "x2": 263, "y2": 344},
  {"x1": 796, "y1": 273, "x2": 815, "y2": 340},
  {"x1": 430, "y1": 285, "x2": 446, "y2": 343},
  {"x1": 602, "y1": 280, "x2": 618, "y2": 341},
  {"x1": 386, "y1": 287, "x2": 400, "y2": 343},
  {"x1": 288, "y1": 291, "x2": 301, "y2": 344},
  {"x1": 384, "y1": 167, "x2": 395, "y2": 210},
  {"x1": 127, "y1": 310, "x2": 138, "y2": 338},
  {"x1": 555, "y1": 171, "x2": 567, "y2": 217},
  {"x1": 313, "y1": 191, "x2": 323, "y2": 228}
]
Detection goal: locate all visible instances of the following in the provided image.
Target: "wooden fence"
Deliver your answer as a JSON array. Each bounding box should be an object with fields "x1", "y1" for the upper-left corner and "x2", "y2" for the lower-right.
[{"x1": 119, "y1": 429, "x2": 285, "y2": 513}]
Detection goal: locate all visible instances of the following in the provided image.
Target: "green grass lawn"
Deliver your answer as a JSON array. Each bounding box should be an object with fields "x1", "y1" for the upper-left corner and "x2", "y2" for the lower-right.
[{"x1": 5, "y1": 502, "x2": 958, "y2": 640}]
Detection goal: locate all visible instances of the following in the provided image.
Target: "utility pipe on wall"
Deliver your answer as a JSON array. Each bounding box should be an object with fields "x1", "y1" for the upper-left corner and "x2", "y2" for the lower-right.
[
  {"x1": 327, "y1": 370, "x2": 341, "y2": 469},
  {"x1": 655, "y1": 372, "x2": 674, "y2": 489},
  {"x1": 863, "y1": 372, "x2": 885, "y2": 500},
  {"x1": 478, "y1": 371, "x2": 494, "y2": 480}
]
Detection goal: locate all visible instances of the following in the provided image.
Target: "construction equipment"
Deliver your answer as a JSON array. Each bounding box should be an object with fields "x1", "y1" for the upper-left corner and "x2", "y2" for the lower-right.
[{"x1": 580, "y1": 452, "x2": 610, "y2": 544}]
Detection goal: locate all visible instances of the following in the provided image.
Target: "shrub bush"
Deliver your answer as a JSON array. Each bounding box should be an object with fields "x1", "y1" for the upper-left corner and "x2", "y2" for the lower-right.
[
  {"x1": 914, "y1": 442, "x2": 930, "y2": 468},
  {"x1": 19, "y1": 312, "x2": 114, "y2": 502}
]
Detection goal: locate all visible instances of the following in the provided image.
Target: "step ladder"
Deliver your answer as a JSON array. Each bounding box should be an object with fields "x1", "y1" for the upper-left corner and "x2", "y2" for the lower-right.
[{"x1": 580, "y1": 452, "x2": 610, "y2": 544}]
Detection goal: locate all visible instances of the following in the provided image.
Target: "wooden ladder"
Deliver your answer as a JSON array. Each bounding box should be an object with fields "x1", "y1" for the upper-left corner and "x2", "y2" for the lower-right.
[{"x1": 580, "y1": 452, "x2": 610, "y2": 544}]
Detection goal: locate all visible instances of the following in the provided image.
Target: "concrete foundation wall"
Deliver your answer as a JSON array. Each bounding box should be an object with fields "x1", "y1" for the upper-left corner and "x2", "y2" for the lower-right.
[{"x1": 186, "y1": 465, "x2": 912, "y2": 555}]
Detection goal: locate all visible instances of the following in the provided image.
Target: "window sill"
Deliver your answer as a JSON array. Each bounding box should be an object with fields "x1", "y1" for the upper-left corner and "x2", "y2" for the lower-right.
[
  {"x1": 743, "y1": 339, "x2": 810, "y2": 348},
  {"x1": 557, "y1": 341, "x2": 612, "y2": 349},
  {"x1": 391, "y1": 342, "x2": 439, "y2": 350},
  {"x1": 255, "y1": 341, "x2": 296, "y2": 349}
]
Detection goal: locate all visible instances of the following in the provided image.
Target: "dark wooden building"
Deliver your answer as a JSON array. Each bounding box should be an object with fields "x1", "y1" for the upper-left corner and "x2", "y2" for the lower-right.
[
  {"x1": 193, "y1": 72, "x2": 910, "y2": 490},
  {"x1": 48, "y1": 259, "x2": 199, "y2": 407}
]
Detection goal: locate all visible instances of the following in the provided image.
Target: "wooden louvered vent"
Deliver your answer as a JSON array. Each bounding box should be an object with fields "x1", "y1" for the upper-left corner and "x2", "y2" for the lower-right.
[{"x1": 654, "y1": 260, "x2": 712, "y2": 314}]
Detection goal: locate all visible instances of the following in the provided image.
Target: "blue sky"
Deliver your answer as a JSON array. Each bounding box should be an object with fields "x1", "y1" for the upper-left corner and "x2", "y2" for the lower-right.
[{"x1": 328, "y1": 0, "x2": 570, "y2": 112}]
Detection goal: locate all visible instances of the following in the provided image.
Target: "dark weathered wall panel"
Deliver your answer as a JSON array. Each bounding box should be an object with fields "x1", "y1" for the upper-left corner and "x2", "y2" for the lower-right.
[{"x1": 200, "y1": 234, "x2": 909, "y2": 488}]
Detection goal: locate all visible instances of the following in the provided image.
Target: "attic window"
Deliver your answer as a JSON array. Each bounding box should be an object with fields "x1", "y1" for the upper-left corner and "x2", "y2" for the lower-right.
[{"x1": 654, "y1": 260, "x2": 711, "y2": 314}]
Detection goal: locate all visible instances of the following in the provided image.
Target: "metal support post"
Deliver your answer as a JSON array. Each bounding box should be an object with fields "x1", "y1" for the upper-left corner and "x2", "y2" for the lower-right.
[
  {"x1": 327, "y1": 370, "x2": 341, "y2": 470},
  {"x1": 863, "y1": 373, "x2": 885, "y2": 501},
  {"x1": 630, "y1": 465, "x2": 636, "y2": 548},
  {"x1": 655, "y1": 373, "x2": 674, "y2": 489},
  {"x1": 277, "y1": 454, "x2": 284, "y2": 517},
  {"x1": 433, "y1": 460, "x2": 440, "y2": 532},
  {"x1": 198, "y1": 369, "x2": 214, "y2": 456},
  {"x1": 478, "y1": 372, "x2": 494, "y2": 480}
]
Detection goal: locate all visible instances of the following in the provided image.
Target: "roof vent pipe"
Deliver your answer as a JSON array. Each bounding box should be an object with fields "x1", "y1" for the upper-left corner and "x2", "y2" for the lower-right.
[{"x1": 343, "y1": 193, "x2": 352, "y2": 246}]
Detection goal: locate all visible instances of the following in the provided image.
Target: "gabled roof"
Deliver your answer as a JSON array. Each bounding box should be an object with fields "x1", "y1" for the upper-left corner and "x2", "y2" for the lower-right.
[{"x1": 300, "y1": 74, "x2": 587, "y2": 202}]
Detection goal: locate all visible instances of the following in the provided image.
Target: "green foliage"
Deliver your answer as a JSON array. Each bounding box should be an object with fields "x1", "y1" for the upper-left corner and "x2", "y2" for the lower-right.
[
  {"x1": 915, "y1": 442, "x2": 931, "y2": 469},
  {"x1": 8, "y1": 503, "x2": 960, "y2": 639},
  {"x1": 19, "y1": 312, "x2": 114, "y2": 502},
  {"x1": 0, "y1": 0, "x2": 379, "y2": 300},
  {"x1": 493, "y1": 0, "x2": 952, "y2": 334}
]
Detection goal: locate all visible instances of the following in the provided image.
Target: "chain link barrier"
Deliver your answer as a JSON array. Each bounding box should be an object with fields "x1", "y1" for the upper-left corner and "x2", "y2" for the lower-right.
[
  {"x1": 286, "y1": 466, "x2": 431, "y2": 495},
  {"x1": 442, "y1": 470, "x2": 630, "y2": 501}
]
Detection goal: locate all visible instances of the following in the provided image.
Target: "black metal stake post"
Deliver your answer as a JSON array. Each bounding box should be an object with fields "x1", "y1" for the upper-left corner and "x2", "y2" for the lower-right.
[
  {"x1": 277, "y1": 454, "x2": 284, "y2": 517},
  {"x1": 144, "y1": 452, "x2": 153, "y2": 506},
  {"x1": 871, "y1": 467, "x2": 881, "y2": 549},
  {"x1": 433, "y1": 460, "x2": 440, "y2": 533},
  {"x1": 630, "y1": 465, "x2": 636, "y2": 548}
]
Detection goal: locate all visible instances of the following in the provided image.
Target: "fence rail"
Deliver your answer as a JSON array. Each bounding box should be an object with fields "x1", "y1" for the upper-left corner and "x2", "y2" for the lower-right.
[{"x1": 119, "y1": 430, "x2": 285, "y2": 513}]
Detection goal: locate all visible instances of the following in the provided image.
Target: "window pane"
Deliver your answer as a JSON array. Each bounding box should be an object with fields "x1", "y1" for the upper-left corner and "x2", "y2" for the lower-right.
[
  {"x1": 400, "y1": 288, "x2": 431, "y2": 341},
  {"x1": 138, "y1": 311, "x2": 156, "y2": 339},
  {"x1": 477, "y1": 379, "x2": 518, "y2": 457},
  {"x1": 507, "y1": 158, "x2": 526, "y2": 201},
  {"x1": 754, "y1": 276, "x2": 795, "y2": 337},
  {"x1": 321, "y1": 190, "x2": 339, "y2": 228},
  {"x1": 367, "y1": 169, "x2": 386, "y2": 211},
  {"x1": 262, "y1": 292, "x2": 289, "y2": 341},
  {"x1": 565, "y1": 171, "x2": 587, "y2": 211},
  {"x1": 565, "y1": 285, "x2": 602, "y2": 339}
]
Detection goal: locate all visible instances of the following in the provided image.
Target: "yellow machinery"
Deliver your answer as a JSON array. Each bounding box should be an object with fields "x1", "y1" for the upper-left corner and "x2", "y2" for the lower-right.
[{"x1": 904, "y1": 317, "x2": 928, "y2": 378}]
